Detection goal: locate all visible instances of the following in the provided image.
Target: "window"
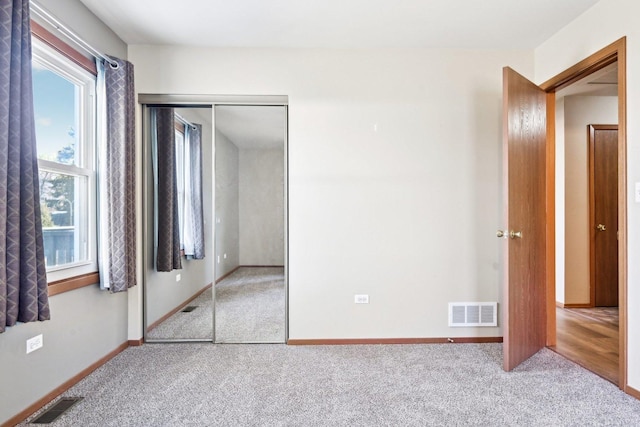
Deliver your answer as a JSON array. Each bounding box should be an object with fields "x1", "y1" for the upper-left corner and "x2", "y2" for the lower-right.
[
  {"x1": 175, "y1": 121, "x2": 186, "y2": 249},
  {"x1": 32, "y1": 39, "x2": 97, "y2": 282},
  {"x1": 173, "y1": 115, "x2": 199, "y2": 257}
]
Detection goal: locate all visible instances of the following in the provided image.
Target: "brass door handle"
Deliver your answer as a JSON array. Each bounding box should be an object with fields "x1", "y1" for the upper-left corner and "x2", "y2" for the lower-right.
[
  {"x1": 597, "y1": 224, "x2": 606, "y2": 232},
  {"x1": 497, "y1": 230, "x2": 522, "y2": 239}
]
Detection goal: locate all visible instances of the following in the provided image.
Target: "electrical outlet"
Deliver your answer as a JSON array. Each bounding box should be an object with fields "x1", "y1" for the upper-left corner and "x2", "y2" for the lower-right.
[
  {"x1": 354, "y1": 294, "x2": 369, "y2": 304},
  {"x1": 217, "y1": 256, "x2": 220, "y2": 264},
  {"x1": 26, "y1": 334, "x2": 43, "y2": 354},
  {"x1": 176, "y1": 274, "x2": 181, "y2": 282},
  {"x1": 224, "y1": 253, "x2": 227, "y2": 259}
]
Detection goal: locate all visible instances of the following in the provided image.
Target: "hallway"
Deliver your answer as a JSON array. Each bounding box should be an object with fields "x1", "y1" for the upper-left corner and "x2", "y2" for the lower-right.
[{"x1": 553, "y1": 307, "x2": 619, "y2": 384}]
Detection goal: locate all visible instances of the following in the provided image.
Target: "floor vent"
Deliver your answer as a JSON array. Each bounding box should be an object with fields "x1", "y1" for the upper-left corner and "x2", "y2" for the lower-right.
[
  {"x1": 181, "y1": 306, "x2": 197, "y2": 313},
  {"x1": 31, "y1": 397, "x2": 83, "y2": 424},
  {"x1": 448, "y1": 302, "x2": 497, "y2": 327}
]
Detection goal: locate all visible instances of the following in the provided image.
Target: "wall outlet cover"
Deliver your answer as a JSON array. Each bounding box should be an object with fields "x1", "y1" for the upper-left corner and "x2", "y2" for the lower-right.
[
  {"x1": 26, "y1": 334, "x2": 43, "y2": 354},
  {"x1": 354, "y1": 294, "x2": 369, "y2": 304}
]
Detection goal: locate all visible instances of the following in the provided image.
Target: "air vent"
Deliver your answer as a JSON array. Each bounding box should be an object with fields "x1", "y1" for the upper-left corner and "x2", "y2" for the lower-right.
[
  {"x1": 181, "y1": 306, "x2": 197, "y2": 313},
  {"x1": 448, "y1": 302, "x2": 497, "y2": 327},
  {"x1": 31, "y1": 397, "x2": 83, "y2": 424}
]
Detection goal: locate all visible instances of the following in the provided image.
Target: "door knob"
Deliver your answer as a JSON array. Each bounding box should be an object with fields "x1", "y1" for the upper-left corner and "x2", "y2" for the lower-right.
[
  {"x1": 497, "y1": 230, "x2": 522, "y2": 239},
  {"x1": 597, "y1": 224, "x2": 606, "y2": 231}
]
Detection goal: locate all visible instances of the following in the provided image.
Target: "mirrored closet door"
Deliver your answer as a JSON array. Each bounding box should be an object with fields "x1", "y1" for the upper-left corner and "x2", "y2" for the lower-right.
[
  {"x1": 144, "y1": 106, "x2": 214, "y2": 341},
  {"x1": 213, "y1": 105, "x2": 287, "y2": 343},
  {"x1": 141, "y1": 96, "x2": 288, "y2": 344}
]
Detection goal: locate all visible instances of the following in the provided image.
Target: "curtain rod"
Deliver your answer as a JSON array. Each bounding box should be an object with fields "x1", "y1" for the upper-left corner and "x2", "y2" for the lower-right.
[
  {"x1": 175, "y1": 113, "x2": 197, "y2": 130},
  {"x1": 29, "y1": 1, "x2": 120, "y2": 69}
]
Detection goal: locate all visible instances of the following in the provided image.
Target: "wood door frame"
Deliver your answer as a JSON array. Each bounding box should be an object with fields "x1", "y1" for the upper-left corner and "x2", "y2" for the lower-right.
[
  {"x1": 589, "y1": 124, "x2": 619, "y2": 308},
  {"x1": 540, "y1": 37, "x2": 627, "y2": 390}
]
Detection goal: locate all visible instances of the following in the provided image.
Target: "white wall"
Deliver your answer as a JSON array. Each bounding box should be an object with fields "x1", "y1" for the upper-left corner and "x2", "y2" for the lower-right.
[
  {"x1": 0, "y1": 1, "x2": 129, "y2": 424},
  {"x1": 239, "y1": 148, "x2": 285, "y2": 266},
  {"x1": 129, "y1": 46, "x2": 533, "y2": 340},
  {"x1": 563, "y1": 96, "x2": 618, "y2": 305},
  {"x1": 535, "y1": 0, "x2": 640, "y2": 390},
  {"x1": 215, "y1": 130, "x2": 240, "y2": 279}
]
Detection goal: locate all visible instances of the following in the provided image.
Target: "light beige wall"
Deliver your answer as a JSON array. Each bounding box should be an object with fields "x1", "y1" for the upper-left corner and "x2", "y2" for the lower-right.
[
  {"x1": 129, "y1": 45, "x2": 533, "y2": 340},
  {"x1": 562, "y1": 96, "x2": 618, "y2": 305},
  {"x1": 239, "y1": 148, "x2": 285, "y2": 266},
  {"x1": 535, "y1": 0, "x2": 640, "y2": 389},
  {"x1": 215, "y1": 130, "x2": 240, "y2": 279}
]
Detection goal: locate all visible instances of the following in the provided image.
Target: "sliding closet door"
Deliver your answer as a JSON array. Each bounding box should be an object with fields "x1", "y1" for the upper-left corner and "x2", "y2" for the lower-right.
[
  {"x1": 144, "y1": 106, "x2": 215, "y2": 342},
  {"x1": 214, "y1": 105, "x2": 287, "y2": 343}
]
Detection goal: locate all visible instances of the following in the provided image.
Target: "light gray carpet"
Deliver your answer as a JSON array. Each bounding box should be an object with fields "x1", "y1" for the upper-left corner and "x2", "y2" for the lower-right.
[
  {"x1": 215, "y1": 267, "x2": 285, "y2": 343},
  {"x1": 147, "y1": 288, "x2": 214, "y2": 340},
  {"x1": 146, "y1": 267, "x2": 285, "y2": 342},
  {"x1": 20, "y1": 344, "x2": 640, "y2": 426}
]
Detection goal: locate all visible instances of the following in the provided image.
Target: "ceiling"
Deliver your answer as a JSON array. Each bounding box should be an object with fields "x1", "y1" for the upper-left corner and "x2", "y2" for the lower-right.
[
  {"x1": 215, "y1": 106, "x2": 285, "y2": 149},
  {"x1": 79, "y1": 0, "x2": 600, "y2": 49},
  {"x1": 556, "y1": 62, "x2": 618, "y2": 98}
]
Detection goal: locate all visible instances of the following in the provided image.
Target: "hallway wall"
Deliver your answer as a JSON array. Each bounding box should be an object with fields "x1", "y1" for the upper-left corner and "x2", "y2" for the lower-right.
[
  {"x1": 239, "y1": 148, "x2": 285, "y2": 266},
  {"x1": 562, "y1": 95, "x2": 618, "y2": 305}
]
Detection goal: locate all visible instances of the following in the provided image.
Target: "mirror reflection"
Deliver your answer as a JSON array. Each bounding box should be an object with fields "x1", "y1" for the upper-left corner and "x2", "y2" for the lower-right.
[
  {"x1": 214, "y1": 105, "x2": 286, "y2": 343},
  {"x1": 145, "y1": 106, "x2": 214, "y2": 341},
  {"x1": 143, "y1": 103, "x2": 287, "y2": 343}
]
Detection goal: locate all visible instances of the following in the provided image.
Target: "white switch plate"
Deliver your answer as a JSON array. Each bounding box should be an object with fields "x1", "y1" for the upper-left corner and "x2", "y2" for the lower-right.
[
  {"x1": 176, "y1": 274, "x2": 181, "y2": 282},
  {"x1": 26, "y1": 334, "x2": 43, "y2": 354},
  {"x1": 354, "y1": 294, "x2": 369, "y2": 304},
  {"x1": 224, "y1": 253, "x2": 227, "y2": 259},
  {"x1": 217, "y1": 256, "x2": 220, "y2": 264},
  {"x1": 635, "y1": 182, "x2": 640, "y2": 203}
]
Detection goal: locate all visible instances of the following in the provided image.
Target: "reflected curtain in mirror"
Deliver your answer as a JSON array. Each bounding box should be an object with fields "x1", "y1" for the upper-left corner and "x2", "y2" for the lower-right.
[
  {"x1": 0, "y1": 0, "x2": 50, "y2": 332},
  {"x1": 152, "y1": 108, "x2": 182, "y2": 272},
  {"x1": 183, "y1": 124, "x2": 205, "y2": 259}
]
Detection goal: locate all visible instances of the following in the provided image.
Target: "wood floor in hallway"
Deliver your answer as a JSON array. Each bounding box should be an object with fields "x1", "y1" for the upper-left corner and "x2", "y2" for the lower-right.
[{"x1": 552, "y1": 307, "x2": 619, "y2": 385}]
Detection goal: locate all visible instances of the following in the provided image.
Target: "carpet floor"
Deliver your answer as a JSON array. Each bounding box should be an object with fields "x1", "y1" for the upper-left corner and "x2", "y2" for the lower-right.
[
  {"x1": 147, "y1": 288, "x2": 214, "y2": 340},
  {"x1": 146, "y1": 267, "x2": 285, "y2": 342},
  {"x1": 20, "y1": 344, "x2": 640, "y2": 426},
  {"x1": 215, "y1": 267, "x2": 285, "y2": 343}
]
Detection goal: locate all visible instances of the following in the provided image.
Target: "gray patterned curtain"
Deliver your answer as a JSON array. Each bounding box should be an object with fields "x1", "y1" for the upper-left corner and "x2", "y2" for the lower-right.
[
  {"x1": 0, "y1": 0, "x2": 50, "y2": 332},
  {"x1": 154, "y1": 108, "x2": 182, "y2": 271},
  {"x1": 186, "y1": 123, "x2": 205, "y2": 259},
  {"x1": 98, "y1": 57, "x2": 136, "y2": 292}
]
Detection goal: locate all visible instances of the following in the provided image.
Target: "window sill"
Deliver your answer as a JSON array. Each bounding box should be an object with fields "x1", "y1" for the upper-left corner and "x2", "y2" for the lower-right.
[{"x1": 48, "y1": 272, "x2": 100, "y2": 296}]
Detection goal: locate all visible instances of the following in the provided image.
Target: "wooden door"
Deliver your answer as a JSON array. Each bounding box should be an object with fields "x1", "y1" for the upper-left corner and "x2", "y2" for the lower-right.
[
  {"x1": 502, "y1": 68, "x2": 547, "y2": 371},
  {"x1": 589, "y1": 125, "x2": 618, "y2": 307}
]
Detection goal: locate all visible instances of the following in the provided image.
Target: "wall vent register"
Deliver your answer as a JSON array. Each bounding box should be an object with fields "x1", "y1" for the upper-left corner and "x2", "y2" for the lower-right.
[{"x1": 448, "y1": 302, "x2": 497, "y2": 327}]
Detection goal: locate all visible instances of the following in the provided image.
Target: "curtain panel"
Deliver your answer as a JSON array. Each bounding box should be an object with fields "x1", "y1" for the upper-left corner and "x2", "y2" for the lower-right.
[
  {"x1": 185, "y1": 124, "x2": 205, "y2": 259},
  {"x1": 0, "y1": 0, "x2": 50, "y2": 332},
  {"x1": 153, "y1": 108, "x2": 182, "y2": 272},
  {"x1": 98, "y1": 57, "x2": 137, "y2": 292}
]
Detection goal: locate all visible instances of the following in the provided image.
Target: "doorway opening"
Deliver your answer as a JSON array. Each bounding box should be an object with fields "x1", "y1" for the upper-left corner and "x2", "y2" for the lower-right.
[{"x1": 540, "y1": 39, "x2": 626, "y2": 388}]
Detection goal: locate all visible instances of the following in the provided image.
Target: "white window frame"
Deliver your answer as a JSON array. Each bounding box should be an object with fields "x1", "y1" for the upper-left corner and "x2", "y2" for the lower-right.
[{"x1": 32, "y1": 39, "x2": 98, "y2": 282}]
